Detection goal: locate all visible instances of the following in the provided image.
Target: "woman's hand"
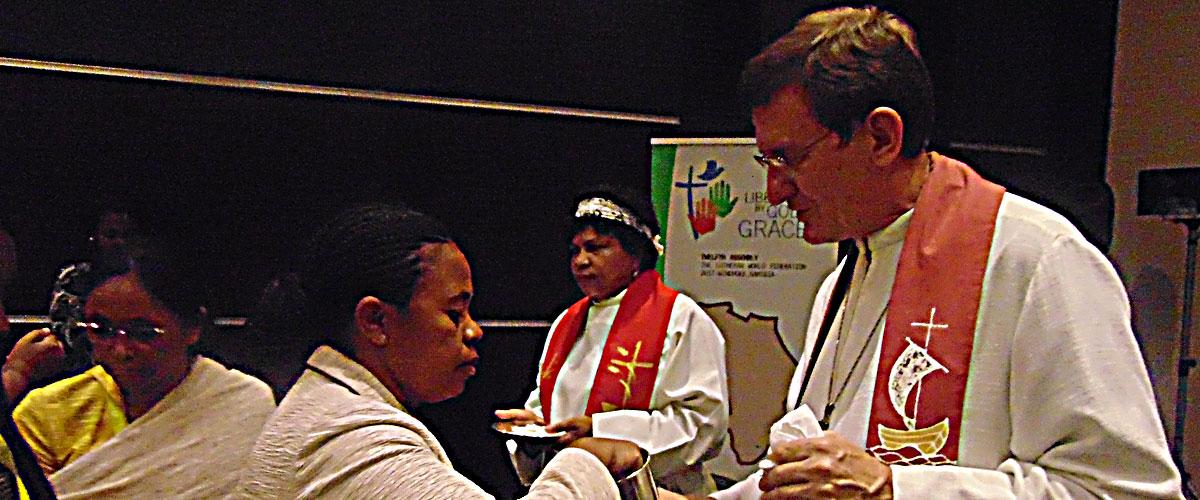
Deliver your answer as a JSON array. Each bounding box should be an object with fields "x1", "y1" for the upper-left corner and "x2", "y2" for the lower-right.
[
  {"x1": 547, "y1": 415, "x2": 592, "y2": 444},
  {"x1": 494, "y1": 409, "x2": 545, "y2": 425},
  {"x1": 3, "y1": 328, "x2": 66, "y2": 401},
  {"x1": 568, "y1": 437, "x2": 643, "y2": 479}
]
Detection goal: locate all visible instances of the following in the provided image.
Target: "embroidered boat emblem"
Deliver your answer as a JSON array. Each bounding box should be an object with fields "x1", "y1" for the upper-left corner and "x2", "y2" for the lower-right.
[{"x1": 870, "y1": 307, "x2": 955, "y2": 465}]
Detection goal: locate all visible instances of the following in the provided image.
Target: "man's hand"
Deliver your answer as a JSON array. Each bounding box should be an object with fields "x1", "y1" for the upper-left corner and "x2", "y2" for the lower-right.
[
  {"x1": 3, "y1": 328, "x2": 66, "y2": 401},
  {"x1": 494, "y1": 408, "x2": 545, "y2": 425},
  {"x1": 547, "y1": 415, "x2": 592, "y2": 444},
  {"x1": 759, "y1": 432, "x2": 893, "y2": 499},
  {"x1": 568, "y1": 437, "x2": 644, "y2": 479}
]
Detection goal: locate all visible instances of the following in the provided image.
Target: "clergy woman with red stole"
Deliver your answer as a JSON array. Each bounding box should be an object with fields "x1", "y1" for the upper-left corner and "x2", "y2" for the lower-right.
[{"x1": 497, "y1": 188, "x2": 729, "y2": 495}]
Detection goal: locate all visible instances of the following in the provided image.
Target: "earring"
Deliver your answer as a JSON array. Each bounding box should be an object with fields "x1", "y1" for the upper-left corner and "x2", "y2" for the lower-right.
[{"x1": 371, "y1": 332, "x2": 388, "y2": 347}]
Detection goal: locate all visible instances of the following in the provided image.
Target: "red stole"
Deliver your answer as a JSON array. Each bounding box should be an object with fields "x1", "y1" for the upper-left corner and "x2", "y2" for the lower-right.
[
  {"x1": 539, "y1": 270, "x2": 678, "y2": 419},
  {"x1": 865, "y1": 154, "x2": 1004, "y2": 465}
]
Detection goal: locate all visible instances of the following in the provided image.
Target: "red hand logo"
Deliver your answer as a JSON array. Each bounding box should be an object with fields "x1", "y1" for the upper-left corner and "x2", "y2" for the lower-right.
[{"x1": 688, "y1": 198, "x2": 717, "y2": 235}]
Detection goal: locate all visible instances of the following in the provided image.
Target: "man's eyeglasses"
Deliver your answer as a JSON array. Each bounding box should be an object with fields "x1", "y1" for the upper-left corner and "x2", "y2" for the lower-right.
[
  {"x1": 70, "y1": 321, "x2": 164, "y2": 342},
  {"x1": 753, "y1": 131, "x2": 834, "y2": 173}
]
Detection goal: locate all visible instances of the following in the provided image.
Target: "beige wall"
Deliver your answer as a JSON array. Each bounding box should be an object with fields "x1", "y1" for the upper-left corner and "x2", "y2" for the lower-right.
[{"x1": 1107, "y1": 0, "x2": 1200, "y2": 484}]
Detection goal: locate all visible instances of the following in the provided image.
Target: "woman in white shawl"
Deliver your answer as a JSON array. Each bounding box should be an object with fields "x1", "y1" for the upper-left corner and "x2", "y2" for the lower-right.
[
  {"x1": 10, "y1": 241, "x2": 276, "y2": 499},
  {"x1": 234, "y1": 204, "x2": 640, "y2": 499}
]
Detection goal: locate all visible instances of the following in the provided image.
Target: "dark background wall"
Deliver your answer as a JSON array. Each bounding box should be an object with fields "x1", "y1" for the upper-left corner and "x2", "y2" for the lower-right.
[
  {"x1": 0, "y1": 2, "x2": 763, "y2": 319},
  {"x1": 0, "y1": 1, "x2": 1119, "y2": 319},
  {"x1": 0, "y1": 1, "x2": 1120, "y2": 498}
]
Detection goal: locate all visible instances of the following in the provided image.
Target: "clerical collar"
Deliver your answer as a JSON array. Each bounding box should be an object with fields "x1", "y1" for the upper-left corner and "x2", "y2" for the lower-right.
[
  {"x1": 591, "y1": 287, "x2": 628, "y2": 307},
  {"x1": 856, "y1": 208, "x2": 913, "y2": 267}
]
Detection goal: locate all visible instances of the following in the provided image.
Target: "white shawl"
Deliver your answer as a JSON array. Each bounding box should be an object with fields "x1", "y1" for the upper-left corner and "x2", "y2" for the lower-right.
[{"x1": 50, "y1": 356, "x2": 275, "y2": 499}]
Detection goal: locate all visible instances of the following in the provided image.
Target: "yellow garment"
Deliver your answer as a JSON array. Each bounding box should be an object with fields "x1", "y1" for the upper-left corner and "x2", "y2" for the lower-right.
[
  {"x1": 0, "y1": 434, "x2": 27, "y2": 500},
  {"x1": 13, "y1": 365, "x2": 127, "y2": 477}
]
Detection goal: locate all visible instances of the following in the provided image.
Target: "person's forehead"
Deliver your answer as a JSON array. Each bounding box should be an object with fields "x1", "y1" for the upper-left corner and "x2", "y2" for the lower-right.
[
  {"x1": 85, "y1": 274, "x2": 170, "y2": 321},
  {"x1": 416, "y1": 243, "x2": 473, "y2": 297},
  {"x1": 752, "y1": 85, "x2": 819, "y2": 149},
  {"x1": 572, "y1": 226, "x2": 617, "y2": 244}
]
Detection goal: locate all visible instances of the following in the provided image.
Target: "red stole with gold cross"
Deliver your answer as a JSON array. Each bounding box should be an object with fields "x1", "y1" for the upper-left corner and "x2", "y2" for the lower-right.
[
  {"x1": 865, "y1": 154, "x2": 1005, "y2": 465},
  {"x1": 539, "y1": 270, "x2": 678, "y2": 419}
]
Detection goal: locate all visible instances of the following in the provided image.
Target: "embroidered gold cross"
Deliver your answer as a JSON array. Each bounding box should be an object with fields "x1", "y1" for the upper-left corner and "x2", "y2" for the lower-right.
[
  {"x1": 540, "y1": 353, "x2": 563, "y2": 380},
  {"x1": 602, "y1": 341, "x2": 654, "y2": 410}
]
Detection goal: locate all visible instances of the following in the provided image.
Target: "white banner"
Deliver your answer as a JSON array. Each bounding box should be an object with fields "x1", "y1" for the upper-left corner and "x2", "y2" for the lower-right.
[{"x1": 651, "y1": 138, "x2": 837, "y2": 480}]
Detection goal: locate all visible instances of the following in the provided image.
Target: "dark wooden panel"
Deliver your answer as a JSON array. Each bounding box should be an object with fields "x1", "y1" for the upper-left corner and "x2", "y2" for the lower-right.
[
  {"x1": 0, "y1": 3, "x2": 763, "y2": 319},
  {"x1": 0, "y1": 68, "x2": 668, "y2": 317}
]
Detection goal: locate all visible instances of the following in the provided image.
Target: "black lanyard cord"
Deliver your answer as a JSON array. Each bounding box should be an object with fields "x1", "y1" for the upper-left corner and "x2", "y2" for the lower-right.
[{"x1": 795, "y1": 242, "x2": 859, "y2": 410}]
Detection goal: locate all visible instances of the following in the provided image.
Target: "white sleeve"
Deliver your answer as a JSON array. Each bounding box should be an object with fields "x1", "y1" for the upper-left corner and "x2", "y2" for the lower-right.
[
  {"x1": 300, "y1": 423, "x2": 617, "y2": 499},
  {"x1": 523, "y1": 309, "x2": 571, "y2": 420},
  {"x1": 298, "y1": 423, "x2": 496, "y2": 498},
  {"x1": 890, "y1": 234, "x2": 1182, "y2": 499},
  {"x1": 528, "y1": 449, "x2": 620, "y2": 500},
  {"x1": 511, "y1": 309, "x2": 571, "y2": 484},
  {"x1": 591, "y1": 295, "x2": 729, "y2": 467}
]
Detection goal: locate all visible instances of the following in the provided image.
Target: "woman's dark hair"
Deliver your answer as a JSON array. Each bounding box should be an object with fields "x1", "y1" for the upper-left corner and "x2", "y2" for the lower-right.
[
  {"x1": 571, "y1": 186, "x2": 660, "y2": 272},
  {"x1": 258, "y1": 204, "x2": 453, "y2": 354},
  {"x1": 50, "y1": 218, "x2": 207, "y2": 366},
  {"x1": 127, "y1": 239, "x2": 211, "y2": 329}
]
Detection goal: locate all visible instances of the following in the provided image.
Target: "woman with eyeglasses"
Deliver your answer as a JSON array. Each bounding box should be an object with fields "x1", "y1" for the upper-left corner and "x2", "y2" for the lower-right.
[
  {"x1": 0, "y1": 209, "x2": 147, "y2": 447},
  {"x1": 45, "y1": 209, "x2": 149, "y2": 379},
  {"x1": 6, "y1": 241, "x2": 275, "y2": 498},
  {"x1": 234, "y1": 204, "x2": 637, "y2": 499}
]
